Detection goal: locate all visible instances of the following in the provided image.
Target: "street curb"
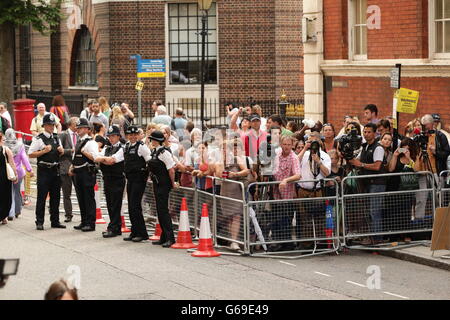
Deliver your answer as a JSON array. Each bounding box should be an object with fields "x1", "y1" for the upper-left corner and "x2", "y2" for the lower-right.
[{"x1": 380, "y1": 250, "x2": 450, "y2": 272}]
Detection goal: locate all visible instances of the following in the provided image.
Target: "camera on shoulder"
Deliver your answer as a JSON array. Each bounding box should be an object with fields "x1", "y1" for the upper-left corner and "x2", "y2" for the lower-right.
[{"x1": 338, "y1": 128, "x2": 362, "y2": 160}]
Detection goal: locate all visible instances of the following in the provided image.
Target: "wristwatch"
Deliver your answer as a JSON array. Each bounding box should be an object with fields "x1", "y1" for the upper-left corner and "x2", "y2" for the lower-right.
[{"x1": 361, "y1": 163, "x2": 365, "y2": 168}]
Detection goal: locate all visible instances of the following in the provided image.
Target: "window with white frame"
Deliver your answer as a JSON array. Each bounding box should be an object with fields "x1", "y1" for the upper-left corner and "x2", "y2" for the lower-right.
[
  {"x1": 434, "y1": 0, "x2": 450, "y2": 54},
  {"x1": 350, "y1": 0, "x2": 367, "y2": 59},
  {"x1": 168, "y1": 2, "x2": 217, "y2": 85}
]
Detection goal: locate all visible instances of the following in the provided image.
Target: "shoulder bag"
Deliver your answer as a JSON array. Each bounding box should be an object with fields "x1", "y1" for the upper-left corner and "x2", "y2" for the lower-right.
[{"x1": 1, "y1": 146, "x2": 16, "y2": 181}]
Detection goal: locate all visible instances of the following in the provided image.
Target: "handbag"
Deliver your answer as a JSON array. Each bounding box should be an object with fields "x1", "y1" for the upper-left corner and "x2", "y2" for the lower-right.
[{"x1": 2, "y1": 146, "x2": 16, "y2": 181}]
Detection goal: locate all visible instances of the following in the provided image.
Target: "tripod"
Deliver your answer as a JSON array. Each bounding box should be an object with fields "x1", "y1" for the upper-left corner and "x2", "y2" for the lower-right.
[{"x1": 420, "y1": 150, "x2": 439, "y2": 189}]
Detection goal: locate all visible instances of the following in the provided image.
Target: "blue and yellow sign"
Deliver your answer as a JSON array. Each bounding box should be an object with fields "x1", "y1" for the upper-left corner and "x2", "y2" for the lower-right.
[{"x1": 138, "y1": 59, "x2": 166, "y2": 78}]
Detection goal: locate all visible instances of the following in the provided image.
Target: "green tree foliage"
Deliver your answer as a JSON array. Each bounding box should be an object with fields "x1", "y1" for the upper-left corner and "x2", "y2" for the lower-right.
[{"x1": 0, "y1": 0, "x2": 64, "y2": 34}]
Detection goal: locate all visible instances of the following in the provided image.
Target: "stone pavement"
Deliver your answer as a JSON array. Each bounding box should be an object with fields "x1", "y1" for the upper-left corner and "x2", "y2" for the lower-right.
[{"x1": 379, "y1": 243, "x2": 450, "y2": 271}]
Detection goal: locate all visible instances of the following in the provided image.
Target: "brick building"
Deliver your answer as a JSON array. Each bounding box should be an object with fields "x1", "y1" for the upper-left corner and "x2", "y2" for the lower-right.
[
  {"x1": 303, "y1": 0, "x2": 450, "y2": 133},
  {"x1": 14, "y1": 0, "x2": 304, "y2": 120}
]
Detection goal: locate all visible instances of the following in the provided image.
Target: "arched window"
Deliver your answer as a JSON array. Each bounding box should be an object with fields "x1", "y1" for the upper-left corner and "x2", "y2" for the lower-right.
[{"x1": 71, "y1": 25, "x2": 97, "y2": 86}]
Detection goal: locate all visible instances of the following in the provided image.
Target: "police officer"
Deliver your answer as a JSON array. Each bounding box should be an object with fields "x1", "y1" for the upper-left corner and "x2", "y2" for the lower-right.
[
  {"x1": 123, "y1": 125, "x2": 151, "y2": 242},
  {"x1": 28, "y1": 113, "x2": 65, "y2": 230},
  {"x1": 95, "y1": 125, "x2": 125, "y2": 238},
  {"x1": 148, "y1": 130, "x2": 177, "y2": 248},
  {"x1": 69, "y1": 118, "x2": 99, "y2": 232}
]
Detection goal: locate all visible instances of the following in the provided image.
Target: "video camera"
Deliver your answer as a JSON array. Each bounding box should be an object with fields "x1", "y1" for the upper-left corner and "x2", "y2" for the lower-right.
[
  {"x1": 413, "y1": 130, "x2": 435, "y2": 154},
  {"x1": 338, "y1": 128, "x2": 363, "y2": 160}
]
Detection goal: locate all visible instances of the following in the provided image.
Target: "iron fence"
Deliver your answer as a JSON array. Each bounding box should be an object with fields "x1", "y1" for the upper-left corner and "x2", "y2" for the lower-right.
[
  {"x1": 24, "y1": 89, "x2": 87, "y2": 115},
  {"x1": 123, "y1": 98, "x2": 305, "y2": 128}
]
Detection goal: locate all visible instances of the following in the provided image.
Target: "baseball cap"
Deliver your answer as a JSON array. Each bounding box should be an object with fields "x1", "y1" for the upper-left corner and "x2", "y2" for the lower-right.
[{"x1": 249, "y1": 113, "x2": 261, "y2": 121}]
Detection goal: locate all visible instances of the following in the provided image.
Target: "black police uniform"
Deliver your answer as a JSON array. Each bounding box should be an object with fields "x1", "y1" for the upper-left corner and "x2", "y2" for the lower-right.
[
  {"x1": 100, "y1": 130, "x2": 125, "y2": 236},
  {"x1": 149, "y1": 146, "x2": 175, "y2": 245},
  {"x1": 35, "y1": 132, "x2": 63, "y2": 228},
  {"x1": 148, "y1": 131, "x2": 175, "y2": 246},
  {"x1": 72, "y1": 123, "x2": 97, "y2": 231},
  {"x1": 124, "y1": 137, "x2": 149, "y2": 240}
]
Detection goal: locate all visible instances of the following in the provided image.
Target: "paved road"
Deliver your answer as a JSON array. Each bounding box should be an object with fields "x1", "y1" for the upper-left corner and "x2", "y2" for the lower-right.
[{"x1": 0, "y1": 207, "x2": 448, "y2": 300}]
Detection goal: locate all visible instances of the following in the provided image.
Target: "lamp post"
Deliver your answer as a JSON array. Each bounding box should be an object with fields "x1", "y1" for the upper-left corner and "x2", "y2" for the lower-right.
[{"x1": 198, "y1": 0, "x2": 212, "y2": 130}]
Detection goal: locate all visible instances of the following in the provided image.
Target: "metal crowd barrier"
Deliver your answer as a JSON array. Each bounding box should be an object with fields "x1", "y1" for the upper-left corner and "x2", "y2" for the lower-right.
[
  {"x1": 246, "y1": 179, "x2": 340, "y2": 259},
  {"x1": 439, "y1": 170, "x2": 450, "y2": 207},
  {"x1": 25, "y1": 159, "x2": 443, "y2": 258},
  {"x1": 341, "y1": 171, "x2": 435, "y2": 251}
]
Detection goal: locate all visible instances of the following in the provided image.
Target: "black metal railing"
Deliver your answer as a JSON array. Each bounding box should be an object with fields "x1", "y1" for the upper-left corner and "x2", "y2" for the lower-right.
[
  {"x1": 24, "y1": 89, "x2": 87, "y2": 115},
  {"x1": 127, "y1": 98, "x2": 305, "y2": 128}
]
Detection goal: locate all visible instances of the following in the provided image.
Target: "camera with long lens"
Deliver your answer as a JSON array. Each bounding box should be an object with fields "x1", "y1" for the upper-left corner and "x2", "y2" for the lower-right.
[
  {"x1": 413, "y1": 130, "x2": 435, "y2": 154},
  {"x1": 338, "y1": 128, "x2": 363, "y2": 160},
  {"x1": 310, "y1": 140, "x2": 321, "y2": 155},
  {"x1": 266, "y1": 134, "x2": 272, "y2": 158}
]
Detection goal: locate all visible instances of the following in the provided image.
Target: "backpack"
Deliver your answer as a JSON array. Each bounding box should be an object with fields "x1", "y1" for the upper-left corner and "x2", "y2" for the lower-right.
[{"x1": 50, "y1": 106, "x2": 70, "y2": 126}]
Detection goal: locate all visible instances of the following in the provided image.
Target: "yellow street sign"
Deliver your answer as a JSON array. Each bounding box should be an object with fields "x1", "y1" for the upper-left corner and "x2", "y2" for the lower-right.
[
  {"x1": 137, "y1": 72, "x2": 165, "y2": 78},
  {"x1": 395, "y1": 88, "x2": 419, "y2": 114},
  {"x1": 135, "y1": 81, "x2": 144, "y2": 91}
]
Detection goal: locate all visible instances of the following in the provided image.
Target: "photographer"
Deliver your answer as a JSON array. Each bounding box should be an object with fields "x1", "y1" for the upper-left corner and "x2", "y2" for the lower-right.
[
  {"x1": 297, "y1": 132, "x2": 331, "y2": 194},
  {"x1": 296, "y1": 132, "x2": 331, "y2": 248},
  {"x1": 348, "y1": 123, "x2": 386, "y2": 244},
  {"x1": 416, "y1": 114, "x2": 450, "y2": 177}
]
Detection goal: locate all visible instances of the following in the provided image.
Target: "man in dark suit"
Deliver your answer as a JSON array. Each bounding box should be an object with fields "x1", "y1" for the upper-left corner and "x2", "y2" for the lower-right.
[{"x1": 58, "y1": 117, "x2": 79, "y2": 222}]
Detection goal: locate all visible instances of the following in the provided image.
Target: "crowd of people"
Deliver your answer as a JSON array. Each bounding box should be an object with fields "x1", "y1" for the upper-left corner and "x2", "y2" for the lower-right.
[{"x1": 1, "y1": 96, "x2": 449, "y2": 252}]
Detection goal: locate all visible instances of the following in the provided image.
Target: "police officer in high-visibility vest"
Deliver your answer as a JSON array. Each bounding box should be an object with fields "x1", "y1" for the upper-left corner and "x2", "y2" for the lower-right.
[
  {"x1": 148, "y1": 130, "x2": 178, "y2": 248},
  {"x1": 123, "y1": 125, "x2": 151, "y2": 242},
  {"x1": 28, "y1": 113, "x2": 65, "y2": 230},
  {"x1": 95, "y1": 125, "x2": 125, "y2": 238},
  {"x1": 69, "y1": 118, "x2": 99, "y2": 232}
]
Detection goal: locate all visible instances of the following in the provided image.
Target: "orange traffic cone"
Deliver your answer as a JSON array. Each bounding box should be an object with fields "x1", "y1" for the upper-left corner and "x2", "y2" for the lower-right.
[
  {"x1": 121, "y1": 215, "x2": 131, "y2": 233},
  {"x1": 149, "y1": 217, "x2": 162, "y2": 240},
  {"x1": 94, "y1": 183, "x2": 106, "y2": 224},
  {"x1": 172, "y1": 198, "x2": 197, "y2": 249},
  {"x1": 191, "y1": 204, "x2": 220, "y2": 257}
]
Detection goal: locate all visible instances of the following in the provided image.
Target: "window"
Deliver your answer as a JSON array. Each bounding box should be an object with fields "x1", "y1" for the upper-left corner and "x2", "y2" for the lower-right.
[
  {"x1": 350, "y1": 0, "x2": 367, "y2": 59},
  {"x1": 168, "y1": 2, "x2": 217, "y2": 85},
  {"x1": 434, "y1": 0, "x2": 450, "y2": 54},
  {"x1": 71, "y1": 25, "x2": 97, "y2": 86},
  {"x1": 19, "y1": 24, "x2": 31, "y2": 86}
]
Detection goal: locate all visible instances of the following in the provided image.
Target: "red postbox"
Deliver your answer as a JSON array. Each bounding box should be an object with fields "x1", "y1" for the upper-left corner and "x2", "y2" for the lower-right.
[{"x1": 12, "y1": 98, "x2": 36, "y2": 141}]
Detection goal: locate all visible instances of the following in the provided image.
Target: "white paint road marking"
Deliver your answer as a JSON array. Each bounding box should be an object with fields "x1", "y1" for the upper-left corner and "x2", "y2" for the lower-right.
[
  {"x1": 383, "y1": 291, "x2": 410, "y2": 299},
  {"x1": 314, "y1": 271, "x2": 332, "y2": 277},
  {"x1": 278, "y1": 261, "x2": 296, "y2": 267},
  {"x1": 346, "y1": 281, "x2": 367, "y2": 288}
]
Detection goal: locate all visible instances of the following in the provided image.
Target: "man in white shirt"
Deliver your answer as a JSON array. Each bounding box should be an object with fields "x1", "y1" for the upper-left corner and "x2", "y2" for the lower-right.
[
  {"x1": 123, "y1": 125, "x2": 152, "y2": 242},
  {"x1": 148, "y1": 130, "x2": 177, "y2": 248},
  {"x1": 152, "y1": 105, "x2": 172, "y2": 126},
  {"x1": 28, "y1": 113, "x2": 65, "y2": 230},
  {"x1": 30, "y1": 103, "x2": 62, "y2": 136},
  {"x1": 95, "y1": 125, "x2": 125, "y2": 238},
  {"x1": 87, "y1": 99, "x2": 109, "y2": 131},
  {"x1": 80, "y1": 99, "x2": 95, "y2": 120},
  {"x1": 0, "y1": 102, "x2": 12, "y2": 125},
  {"x1": 69, "y1": 118, "x2": 99, "y2": 232},
  {"x1": 349, "y1": 123, "x2": 386, "y2": 243}
]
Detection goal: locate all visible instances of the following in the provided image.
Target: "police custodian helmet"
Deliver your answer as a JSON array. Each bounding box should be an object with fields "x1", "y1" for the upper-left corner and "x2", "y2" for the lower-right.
[
  {"x1": 125, "y1": 125, "x2": 140, "y2": 135},
  {"x1": 76, "y1": 118, "x2": 91, "y2": 128},
  {"x1": 107, "y1": 125, "x2": 121, "y2": 136},
  {"x1": 42, "y1": 113, "x2": 56, "y2": 125},
  {"x1": 149, "y1": 130, "x2": 165, "y2": 142}
]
